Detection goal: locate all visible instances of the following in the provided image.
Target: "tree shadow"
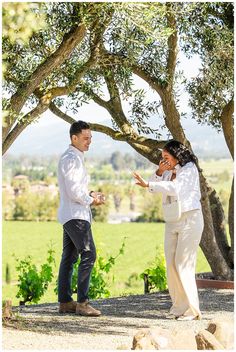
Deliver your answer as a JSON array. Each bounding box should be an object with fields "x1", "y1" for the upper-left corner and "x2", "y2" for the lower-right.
[
  {"x1": 199, "y1": 289, "x2": 234, "y2": 312},
  {"x1": 10, "y1": 289, "x2": 233, "y2": 336}
]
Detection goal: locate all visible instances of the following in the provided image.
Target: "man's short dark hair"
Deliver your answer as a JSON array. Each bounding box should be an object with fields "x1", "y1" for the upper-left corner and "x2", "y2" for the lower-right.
[{"x1": 70, "y1": 120, "x2": 90, "y2": 138}]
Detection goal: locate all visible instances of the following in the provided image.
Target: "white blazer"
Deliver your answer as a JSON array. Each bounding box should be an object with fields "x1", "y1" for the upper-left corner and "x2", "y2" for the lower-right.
[{"x1": 148, "y1": 162, "x2": 202, "y2": 213}]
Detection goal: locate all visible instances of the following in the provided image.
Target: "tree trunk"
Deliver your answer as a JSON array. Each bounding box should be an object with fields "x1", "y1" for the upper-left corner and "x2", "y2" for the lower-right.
[
  {"x1": 161, "y1": 90, "x2": 233, "y2": 280},
  {"x1": 228, "y1": 178, "x2": 234, "y2": 265},
  {"x1": 220, "y1": 98, "x2": 234, "y2": 159},
  {"x1": 199, "y1": 174, "x2": 233, "y2": 280},
  {"x1": 209, "y1": 188, "x2": 233, "y2": 268}
]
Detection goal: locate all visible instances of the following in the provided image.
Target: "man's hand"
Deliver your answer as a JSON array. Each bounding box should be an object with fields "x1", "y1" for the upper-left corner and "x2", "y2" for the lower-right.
[
  {"x1": 90, "y1": 192, "x2": 106, "y2": 206},
  {"x1": 132, "y1": 172, "x2": 149, "y2": 188}
]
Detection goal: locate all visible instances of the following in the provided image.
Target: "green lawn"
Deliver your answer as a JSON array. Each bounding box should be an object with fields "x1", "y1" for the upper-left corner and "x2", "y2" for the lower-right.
[{"x1": 2, "y1": 221, "x2": 210, "y2": 305}]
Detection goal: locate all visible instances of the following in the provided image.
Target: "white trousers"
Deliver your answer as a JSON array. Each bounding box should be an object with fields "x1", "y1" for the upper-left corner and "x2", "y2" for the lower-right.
[{"x1": 164, "y1": 209, "x2": 204, "y2": 318}]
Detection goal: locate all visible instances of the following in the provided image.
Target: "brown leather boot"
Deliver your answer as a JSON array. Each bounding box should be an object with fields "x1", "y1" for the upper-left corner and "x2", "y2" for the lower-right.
[
  {"x1": 76, "y1": 301, "x2": 101, "y2": 317},
  {"x1": 59, "y1": 300, "x2": 77, "y2": 313}
]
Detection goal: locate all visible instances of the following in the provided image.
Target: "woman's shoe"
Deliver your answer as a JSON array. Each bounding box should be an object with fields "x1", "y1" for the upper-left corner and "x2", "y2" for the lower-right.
[
  {"x1": 165, "y1": 313, "x2": 178, "y2": 319},
  {"x1": 177, "y1": 315, "x2": 200, "y2": 321}
]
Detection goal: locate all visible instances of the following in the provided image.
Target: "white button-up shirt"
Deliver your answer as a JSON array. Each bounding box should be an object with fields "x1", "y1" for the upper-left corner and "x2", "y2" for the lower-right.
[
  {"x1": 57, "y1": 145, "x2": 94, "y2": 225},
  {"x1": 148, "y1": 162, "x2": 201, "y2": 213}
]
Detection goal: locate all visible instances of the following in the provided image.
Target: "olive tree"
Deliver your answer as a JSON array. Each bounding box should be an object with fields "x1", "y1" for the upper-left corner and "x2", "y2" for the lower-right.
[{"x1": 181, "y1": 3, "x2": 234, "y2": 266}]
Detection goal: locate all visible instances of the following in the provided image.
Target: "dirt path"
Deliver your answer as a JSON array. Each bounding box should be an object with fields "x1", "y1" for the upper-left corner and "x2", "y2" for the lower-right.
[{"x1": 3, "y1": 289, "x2": 234, "y2": 350}]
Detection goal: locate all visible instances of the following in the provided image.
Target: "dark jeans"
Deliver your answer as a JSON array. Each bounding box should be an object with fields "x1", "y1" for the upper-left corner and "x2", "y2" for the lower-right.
[{"x1": 58, "y1": 219, "x2": 96, "y2": 303}]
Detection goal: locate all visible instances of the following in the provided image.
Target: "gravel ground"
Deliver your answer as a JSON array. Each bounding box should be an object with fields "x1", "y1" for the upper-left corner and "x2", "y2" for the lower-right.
[{"x1": 3, "y1": 288, "x2": 234, "y2": 350}]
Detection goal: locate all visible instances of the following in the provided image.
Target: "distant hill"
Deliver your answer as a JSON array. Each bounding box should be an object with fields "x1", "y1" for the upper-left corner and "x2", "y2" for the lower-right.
[
  {"x1": 5, "y1": 116, "x2": 134, "y2": 157},
  {"x1": 6, "y1": 114, "x2": 230, "y2": 159}
]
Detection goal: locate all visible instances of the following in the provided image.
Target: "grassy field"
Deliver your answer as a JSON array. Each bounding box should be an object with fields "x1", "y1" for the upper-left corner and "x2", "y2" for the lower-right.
[
  {"x1": 2, "y1": 159, "x2": 233, "y2": 305},
  {"x1": 199, "y1": 158, "x2": 233, "y2": 192},
  {"x1": 2, "y1": 221, "x2": 210, "y2": 306},
  {"x1": 199, "y1": 158, "x2": 233, "y2": 174}
]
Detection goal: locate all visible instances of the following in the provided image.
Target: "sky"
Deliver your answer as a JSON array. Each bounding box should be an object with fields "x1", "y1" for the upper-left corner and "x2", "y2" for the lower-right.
[{"x1": 5, "y1": 52, "x2": 204, "y2": 154}]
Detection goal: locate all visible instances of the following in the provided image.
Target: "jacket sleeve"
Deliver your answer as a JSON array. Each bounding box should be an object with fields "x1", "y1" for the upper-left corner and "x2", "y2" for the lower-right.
[
  {"x1": 61, "y1": 157, "x2": 93, "y2": 206},
  {"x1": 148, "y1": 167, "x2": 163, "y2": 183}
]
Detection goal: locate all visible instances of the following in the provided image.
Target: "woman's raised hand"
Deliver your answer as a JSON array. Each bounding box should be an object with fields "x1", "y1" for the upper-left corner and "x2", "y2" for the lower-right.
[{"x1": 132, "y1": 172, "x2": 149, "y2": 188}]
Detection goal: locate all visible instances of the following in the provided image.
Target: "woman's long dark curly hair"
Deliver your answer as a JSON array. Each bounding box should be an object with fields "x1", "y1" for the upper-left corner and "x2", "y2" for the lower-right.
[{"x1": 163, "y1": 140, "x2": 199, "y2": 168}]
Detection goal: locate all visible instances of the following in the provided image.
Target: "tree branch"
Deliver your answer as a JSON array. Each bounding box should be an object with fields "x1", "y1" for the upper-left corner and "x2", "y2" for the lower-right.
[
  {"x1": 6, "y1": 24, "x2": 87, "y2": 137},
  {"x1": 3, "y1": 40, "x2": 104, "y2": 153},
  {"x1": 104, "y1": 74, "x2": 122, "y2": 109},
  {"x1": 132, "y1": 65, "x2": 164, "y2": 97},
  {"x1": 100, "y1": 23, "x2": 185, "y2": 146},
  {"x1": 100, "y1": 48, "x2": 164, "y2": 97},
  {"x1": 49, "y1": 101, "x2": 129, "y2": 141},
  {"x1": 165, "y1": 4, "x2": 178, "y2": 89},
  {"x1": 49, "y1": 102, "x2": 76, "y2": 125},
  {"x1": 102, "y1": 71, "x2": 142, "y2": 137},
  {"x1": 80, "y1": 86, "x2": 111, "y2": 110},
  {"x1": 4, "y1": 6, "x2": 114, "y2": 146},
  {"x1": 3, "y1": 96, "x2": 51, "y2": 155},
  {"x1": 43, "y1": 53, "x2": 98, "y2": 98},
  {"x1": 49, "y1": 101, "x2": 166, "y2": 161}
]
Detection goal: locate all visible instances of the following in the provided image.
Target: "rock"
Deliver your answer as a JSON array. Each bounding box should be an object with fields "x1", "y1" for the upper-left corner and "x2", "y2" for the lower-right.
[
  {"x1": 117, "y1": 344, "x2": 130, "y2": 350},
  {"x1": 133, "y1": 335, "x2": 156, "y2": 350},
  {"x1": 195, "y1": 330, "x2": 225, "y2": 350},
  {"x1": 132, "y1": 327, "x2": 197, "y2": 350},
  {"x1": 207, "y1": 319, "x2": 234, "y2": 349},
  {"x1": 132, "y1": 327, "x2": 174, "y2": 350},
  {"x1": 2, "y1": 300, "x2": 13, "y2": 320},
  {"x1": 171, "y1": 328, "x2": 197, "y2": 350}
]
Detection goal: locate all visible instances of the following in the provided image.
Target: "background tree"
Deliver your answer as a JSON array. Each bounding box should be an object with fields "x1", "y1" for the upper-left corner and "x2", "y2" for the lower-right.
[
  {"x1": 3, "y1": 2, "x2": 233, "y2": 279},
  {"x1": 110, "y1": 151, "x2": 126, "y2": 171}
]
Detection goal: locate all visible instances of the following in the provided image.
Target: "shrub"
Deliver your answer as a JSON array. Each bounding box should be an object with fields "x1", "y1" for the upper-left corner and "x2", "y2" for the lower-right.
[
  {"x1": 12, "y1": 192, "x2": 58, "y2": 221},
  {"x1": 55, "y1": 238, "x2": 126, "y2": 299},
  {"x1": 5, "y1": 263, "x2": 11, "y2": 284},
  {"x1": 2, "y1": 190, "x2": 14, "y2": 220},
  {"x1": 91, "y1": 187, "x2": 111, "y2": 222},
  {"x1": 140, "y1": 247, "x2": 167, "y2": 292},
  {"x1": 12, "y1": 192, "x2": 39, "y2": 220},
  {"x1": 90, "y1": 164, "x2": 115, "y2": 182},
  {"x1": 15, "y1": 246, "x2": 56, "y2": 305},
  {"x1": 136, "y1": 193, "x2": 164, "y2": 222},
  {"x1": 35, "y1": 193, "x2": 59, "y2": 221},
  {"x1": 91, "y1": 200, "x2": 110, "y2": 222}
]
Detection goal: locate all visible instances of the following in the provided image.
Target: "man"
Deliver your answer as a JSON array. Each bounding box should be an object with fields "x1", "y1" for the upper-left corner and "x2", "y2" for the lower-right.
[{"x1": 57, "y1": 120, "x2": 105, "y2": 316}]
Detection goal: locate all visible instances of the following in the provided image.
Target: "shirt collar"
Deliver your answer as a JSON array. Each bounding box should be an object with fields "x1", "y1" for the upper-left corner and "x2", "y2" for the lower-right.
[
  {"x1": 174, "y1": 164, "x2": 181, "y2": 171},
  {"x1": 69, "y1": 144, "x2": 84, "y2": 160}
]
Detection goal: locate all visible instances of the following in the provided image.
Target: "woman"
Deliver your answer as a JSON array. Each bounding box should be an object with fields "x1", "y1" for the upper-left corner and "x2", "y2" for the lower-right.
[{"x1": 133, "y1": 140, "x2": 204, "y2": 321}]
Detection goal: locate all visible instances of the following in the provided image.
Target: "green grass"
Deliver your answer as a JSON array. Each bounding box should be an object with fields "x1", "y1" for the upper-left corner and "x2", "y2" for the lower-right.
[{"x1": 2, "y1": 221, "x2": 210, "y2": 305}]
